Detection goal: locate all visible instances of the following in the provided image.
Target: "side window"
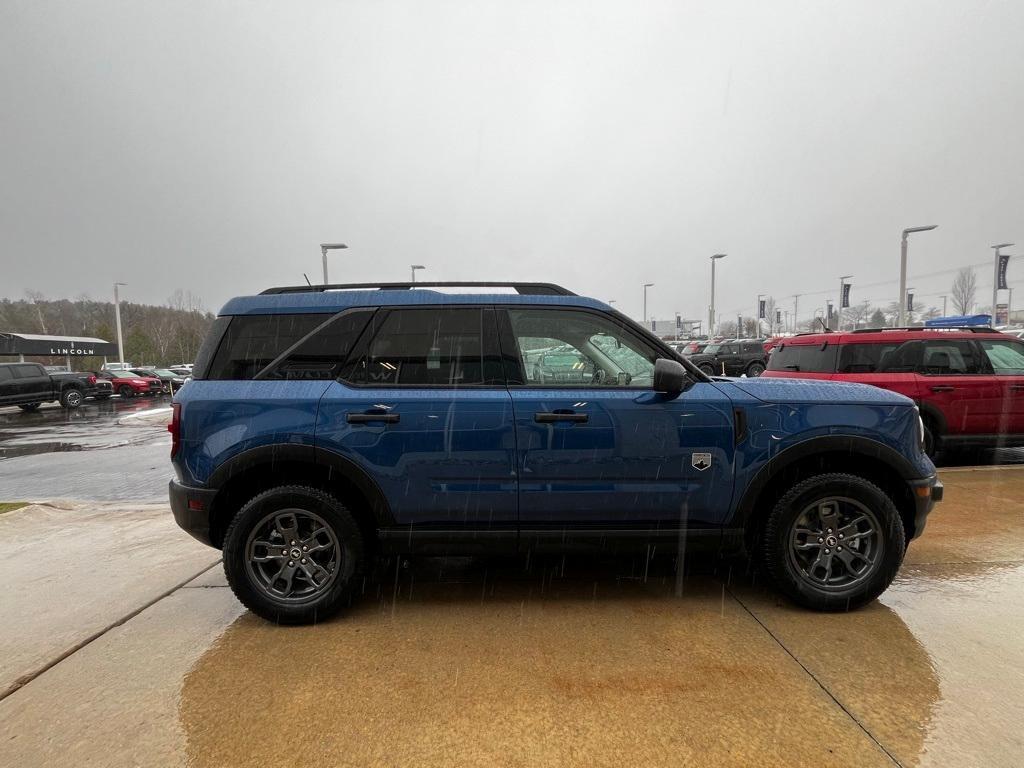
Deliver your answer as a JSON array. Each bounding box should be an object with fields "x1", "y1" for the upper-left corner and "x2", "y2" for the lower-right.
[
  {"x1": 877, "y1": 341, "x2": 924, "y2": 373},
  {"x1": 769, "y1": 343, "x2": 838, "y2": 373},
  {"x1": 742, "y1": 342, "x2": 763, "y2": 354},
  {"x1": 979, "y1": 339, "x2": 1024, "y2": 375},
  {"x1": 206, "y1": 313, "x2": 333, "y2": 380},
  {"x1": 344, "y1": 308, "x2": 498, "y2": 387},
  {"x1": 919, "y1": 340, "x2": 981, "y2": 375},
  {"x1": 262, "y1": 310, "x2": 373, "y2": 380},
  {"x1": 506, "y1": 308, "x2": 659, "y2": 388},
  {"x1": 13, "y1": 364, "x2": 44, "y2": 379}
]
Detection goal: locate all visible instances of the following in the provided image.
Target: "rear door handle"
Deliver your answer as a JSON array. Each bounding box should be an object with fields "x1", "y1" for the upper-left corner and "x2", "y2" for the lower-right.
[
  {"x1": 1010, "y1": 385, "x2": 1024, "y2": 392},
  {"x1": 930, "y1": 386, "x2": 955, "y2": 393},
  {"x1": 534, "y1": 411, "x2": 588, "y2": 423},
  {"x1": 347, "y1": 412, "x2": 399, "y2": 424}
]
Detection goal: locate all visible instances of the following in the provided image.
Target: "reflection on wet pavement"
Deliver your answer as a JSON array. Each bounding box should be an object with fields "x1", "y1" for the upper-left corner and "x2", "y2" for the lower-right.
[
  {"x1": 0, "y1": 397, "x2": 172, "y2": 502},
  {"x1": 0, "y1": 468, "x2": 1022, "y2": 766}
]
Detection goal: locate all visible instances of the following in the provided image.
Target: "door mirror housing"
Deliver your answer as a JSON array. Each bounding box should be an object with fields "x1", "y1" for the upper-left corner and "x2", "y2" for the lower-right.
[{"x1": 653, "y1": 358, "x2": 688, "y2": 395}]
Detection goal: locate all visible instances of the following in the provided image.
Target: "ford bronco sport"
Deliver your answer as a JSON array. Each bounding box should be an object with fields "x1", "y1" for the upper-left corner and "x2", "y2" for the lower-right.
[
  {"x1": 169, "y1": 282, "x2": 941, "y2": 624},
  {"x1": 764, "y1": 326, "x2": 1024, "y2": 456}
]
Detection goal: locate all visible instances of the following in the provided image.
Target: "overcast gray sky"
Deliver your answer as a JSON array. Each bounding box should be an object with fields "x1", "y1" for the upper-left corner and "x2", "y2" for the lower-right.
[{"x1": 2, "y1": 0, "x2": 1022, "y2": 323}]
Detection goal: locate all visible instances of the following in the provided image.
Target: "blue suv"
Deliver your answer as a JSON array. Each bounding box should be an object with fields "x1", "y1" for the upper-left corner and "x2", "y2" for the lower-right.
[{"x1": 169, "y1": 281, "x2": 942, "y2": 623}]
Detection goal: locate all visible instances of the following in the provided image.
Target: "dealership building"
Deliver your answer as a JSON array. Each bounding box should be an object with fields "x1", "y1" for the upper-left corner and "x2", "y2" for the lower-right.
[{"x1": 0, "y1": 332, "x2": 120, "y2": 369}]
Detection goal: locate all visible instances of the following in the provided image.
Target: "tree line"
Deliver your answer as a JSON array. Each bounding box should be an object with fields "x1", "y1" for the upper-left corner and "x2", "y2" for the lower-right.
[{"x1": 0, "y1": 290, "x2": 214, "y2": 370}]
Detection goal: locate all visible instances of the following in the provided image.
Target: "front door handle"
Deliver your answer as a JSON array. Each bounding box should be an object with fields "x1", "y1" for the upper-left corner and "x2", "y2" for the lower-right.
[
  {"x1": 930, "y1": 385, "x2": 955, "y2": 393},
  {"x1": 347, "y1": 411, "x2": 400, "y2": 424},
  {"x1": 1010, "y1": 385, "x2": 1024, "y2": 392},
  {"x1": 534, "y1": 411, "x2": 588, "y2": 423}
]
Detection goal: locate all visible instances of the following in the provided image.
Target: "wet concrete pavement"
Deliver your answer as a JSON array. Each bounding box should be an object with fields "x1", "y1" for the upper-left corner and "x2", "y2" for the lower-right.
[
  {"x1": 0, "y1": 397, "x2": 172, "y2": 502},
  {"x1": 1, "y1": 468, "x2": 1023, "y2": 766}
]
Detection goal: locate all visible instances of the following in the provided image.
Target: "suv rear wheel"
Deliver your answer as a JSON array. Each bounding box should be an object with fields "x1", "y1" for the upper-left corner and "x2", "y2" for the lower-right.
[
  {"x1": 746, "y1": 361, "x2": 766, "y2": 377},
  {"x1": 223, "y1": 485, "x2": 366, "y2": 624},
  {"x1": 760, "y1": 473, "x2": 905, "y2": 611},
  {"x1": 60, "y1": 388, "x2": 84, "y2": 408}
]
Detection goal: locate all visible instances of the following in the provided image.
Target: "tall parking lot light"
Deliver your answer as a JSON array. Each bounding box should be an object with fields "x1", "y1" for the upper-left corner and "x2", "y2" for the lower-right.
[
  {"x1": 410, "y1": 265, "x2": 426, "y2": 282},
  {"x1": 320, "y1": 243, "x2": 348, "y2": 284},
  {"x1": 898, "y1": 226, "x2": 937, "y2": 325},
  {"x1": 113, "y1": 282, "x2": 127, "y2": 366},
  {"x1": 643, "y1": 283, "x2": 654, "y2": 328},
  {"x1": 709, "y1": 254, "x2": 726, "y2": 337}
]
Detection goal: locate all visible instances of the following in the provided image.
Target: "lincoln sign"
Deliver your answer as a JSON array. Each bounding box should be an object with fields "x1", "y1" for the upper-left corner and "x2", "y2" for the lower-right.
[{"x1": 0, "y1": 333, "x2": 119, "y2": 359}]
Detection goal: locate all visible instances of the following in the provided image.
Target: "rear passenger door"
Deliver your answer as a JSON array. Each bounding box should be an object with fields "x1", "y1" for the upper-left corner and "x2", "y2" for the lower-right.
[
  {"x1": 0, "y1": 367, "x2": 14, "y2": 405},
  {"x1": 315, "y1": 307, "x2": 518, "y2": 529},
  {"x1": 12, "y1": 364, "x2": 50, "y2": 404},
  {"x1": 976, "y1": 337, "x2": 1024, "y2": 437}
]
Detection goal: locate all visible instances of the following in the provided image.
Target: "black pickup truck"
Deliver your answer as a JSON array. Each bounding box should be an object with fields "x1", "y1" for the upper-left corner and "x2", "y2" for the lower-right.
[{"x1": 0, "y1": 362, "x2": 101, "y2": 410}]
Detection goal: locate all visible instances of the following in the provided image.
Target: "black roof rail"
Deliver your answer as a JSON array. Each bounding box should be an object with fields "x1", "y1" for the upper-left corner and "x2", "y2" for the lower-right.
[
  {"x1": 847, "y1": 325, "x2": 1000, "y2": 334},
  {"x1": 260, "y1": 281, "x2": 575, "y2": 296}
]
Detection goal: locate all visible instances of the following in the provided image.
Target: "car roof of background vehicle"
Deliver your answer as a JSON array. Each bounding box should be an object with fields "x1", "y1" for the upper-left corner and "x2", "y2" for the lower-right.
[
  {"x1": 778, "y1": 327, "x2": 1006, "y2": 345},
  {"x1": 220, "y1": 286, "x2": 612, "y2": 316}
]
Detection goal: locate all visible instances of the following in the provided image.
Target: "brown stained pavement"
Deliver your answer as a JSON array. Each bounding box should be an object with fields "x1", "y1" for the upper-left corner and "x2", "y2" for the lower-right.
[{"x1": 1, "y1": 467, "x2": 1023, "y2": 766}]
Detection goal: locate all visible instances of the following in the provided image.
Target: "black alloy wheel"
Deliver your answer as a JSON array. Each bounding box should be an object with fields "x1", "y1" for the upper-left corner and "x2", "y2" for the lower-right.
[
  {"x1": 761, "y1": 473, "x2": 905, "y2": 611},
  {"x1": 223, "y1": 486, "x2": 366, "y2": 624}
]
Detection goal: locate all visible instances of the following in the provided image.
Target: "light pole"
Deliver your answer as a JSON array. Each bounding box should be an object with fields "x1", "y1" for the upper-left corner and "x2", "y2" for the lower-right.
[
  {"x1": 939, "y1": 294, "x2": 948, "y2": 317},
  {"x1": 113, "y1": 282, "x2": 127, "y2": 366},
  {"x1": 898, "y1": 226, "x2": 937, "y2": 325},
  {"x1": 410, "y1": 265, "x2": 425, "y2": 282},
  {"x1": 756, "y1": 293, "x2": 765, "y2": 337},
  {"x1": 643, "y1": 283, "x2": 654, "y2": 329},
  {"x1": 837, "y1": 275, "x2": 853, "y2": 331},
  {"x1": 320, "y1": 243, "x2": 348, "y2": 284},
  {"x1": 905, "y1": 288, "x2": 915, "y2": 324},
  {"x1": 992, "y1": 243, "x2": 1014, "y2": 326},
  {"x1": 709, "y1": 254, "x2": 726, "y2": 337},
  {"x1": 792, "y1": 294, "x2": 801, "y2": 332}
]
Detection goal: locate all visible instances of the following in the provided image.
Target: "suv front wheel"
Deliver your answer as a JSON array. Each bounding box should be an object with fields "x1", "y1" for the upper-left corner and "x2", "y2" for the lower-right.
[
  {"x1": 223, "y1": 485, "x2": 366, "y2": 624},
  {"x1": 760, "y1": 473, "x2": 905, "y2": 611}
]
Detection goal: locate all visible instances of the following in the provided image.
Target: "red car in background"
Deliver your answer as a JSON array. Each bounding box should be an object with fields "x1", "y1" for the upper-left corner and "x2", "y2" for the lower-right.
[
  {"x1": 96, "y1": 369, "x2": 163, "y2": 398},
  {"x1": 763, "y1": 326, "x2": 1024, "y2": 456}
]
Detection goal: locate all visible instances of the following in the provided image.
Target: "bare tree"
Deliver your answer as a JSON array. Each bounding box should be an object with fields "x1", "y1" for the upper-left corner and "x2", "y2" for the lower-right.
[
  {"x1": 842, "y1": 299, "x2": 872, "y2": 330},
  {"x1": 25, "y1": 290, "x2": 48, "y2": 333},
  {"x1": 951, "y1": 268, "x2": 977, "y2": 315}
]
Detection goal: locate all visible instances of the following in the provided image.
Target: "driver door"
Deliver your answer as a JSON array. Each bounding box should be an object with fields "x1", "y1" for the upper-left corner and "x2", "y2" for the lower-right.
[{"x1": 499, "y1": 307, "x2": 735, "y2": 531}]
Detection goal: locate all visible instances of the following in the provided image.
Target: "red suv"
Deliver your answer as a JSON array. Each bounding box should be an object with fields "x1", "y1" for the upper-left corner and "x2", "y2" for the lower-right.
[{"x1": 763, "y1": 326, "x2": 1024, "y2": 456}]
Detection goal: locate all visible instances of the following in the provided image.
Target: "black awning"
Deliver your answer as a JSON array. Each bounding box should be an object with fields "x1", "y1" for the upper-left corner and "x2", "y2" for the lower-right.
[{"x1": 0, "y1": 333, "x2": 120, "y2": 357}]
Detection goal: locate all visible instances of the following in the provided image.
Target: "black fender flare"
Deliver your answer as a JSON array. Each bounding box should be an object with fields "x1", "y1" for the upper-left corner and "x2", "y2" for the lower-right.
[
  {"x1": 733, "y1": 434, "x2": 923, "y2": 528},
  {"x1": 206, "y1": 443, "x2": 395, "y2": 528}
]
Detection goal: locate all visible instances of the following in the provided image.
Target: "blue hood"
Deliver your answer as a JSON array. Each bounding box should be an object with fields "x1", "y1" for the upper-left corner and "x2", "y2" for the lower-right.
[{"x1": 717, "y1": 377, "x2": 914, "y2": 406}]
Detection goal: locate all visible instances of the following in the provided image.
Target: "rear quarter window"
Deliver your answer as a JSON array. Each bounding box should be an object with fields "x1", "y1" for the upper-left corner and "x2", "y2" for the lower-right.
[
  {"x1": 767, "y1": 342, "x2": 837, "y2": 373},
  {"x1": 205, "y1": 313, "x2": 334, "y2": 380}
]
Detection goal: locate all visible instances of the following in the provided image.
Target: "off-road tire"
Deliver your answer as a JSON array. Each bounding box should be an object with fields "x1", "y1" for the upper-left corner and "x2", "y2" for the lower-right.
[
  {"x1": 760, "y1": 472, "x2": 905, "y2": 611},
  {"x1": 223, "y1": 485, "x2": 366, "y2": 624}
]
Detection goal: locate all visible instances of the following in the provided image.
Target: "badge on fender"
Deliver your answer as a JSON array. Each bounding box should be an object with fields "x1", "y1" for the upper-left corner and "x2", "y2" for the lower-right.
[{"x1": 692, "y1": 452, "x2": 712, "y2": 471}]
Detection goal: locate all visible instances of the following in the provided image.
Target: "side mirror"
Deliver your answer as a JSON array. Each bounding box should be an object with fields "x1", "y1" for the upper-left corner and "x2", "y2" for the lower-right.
[{"x1": 653, "y1": 358, "x2": 688, "y2": 395}]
